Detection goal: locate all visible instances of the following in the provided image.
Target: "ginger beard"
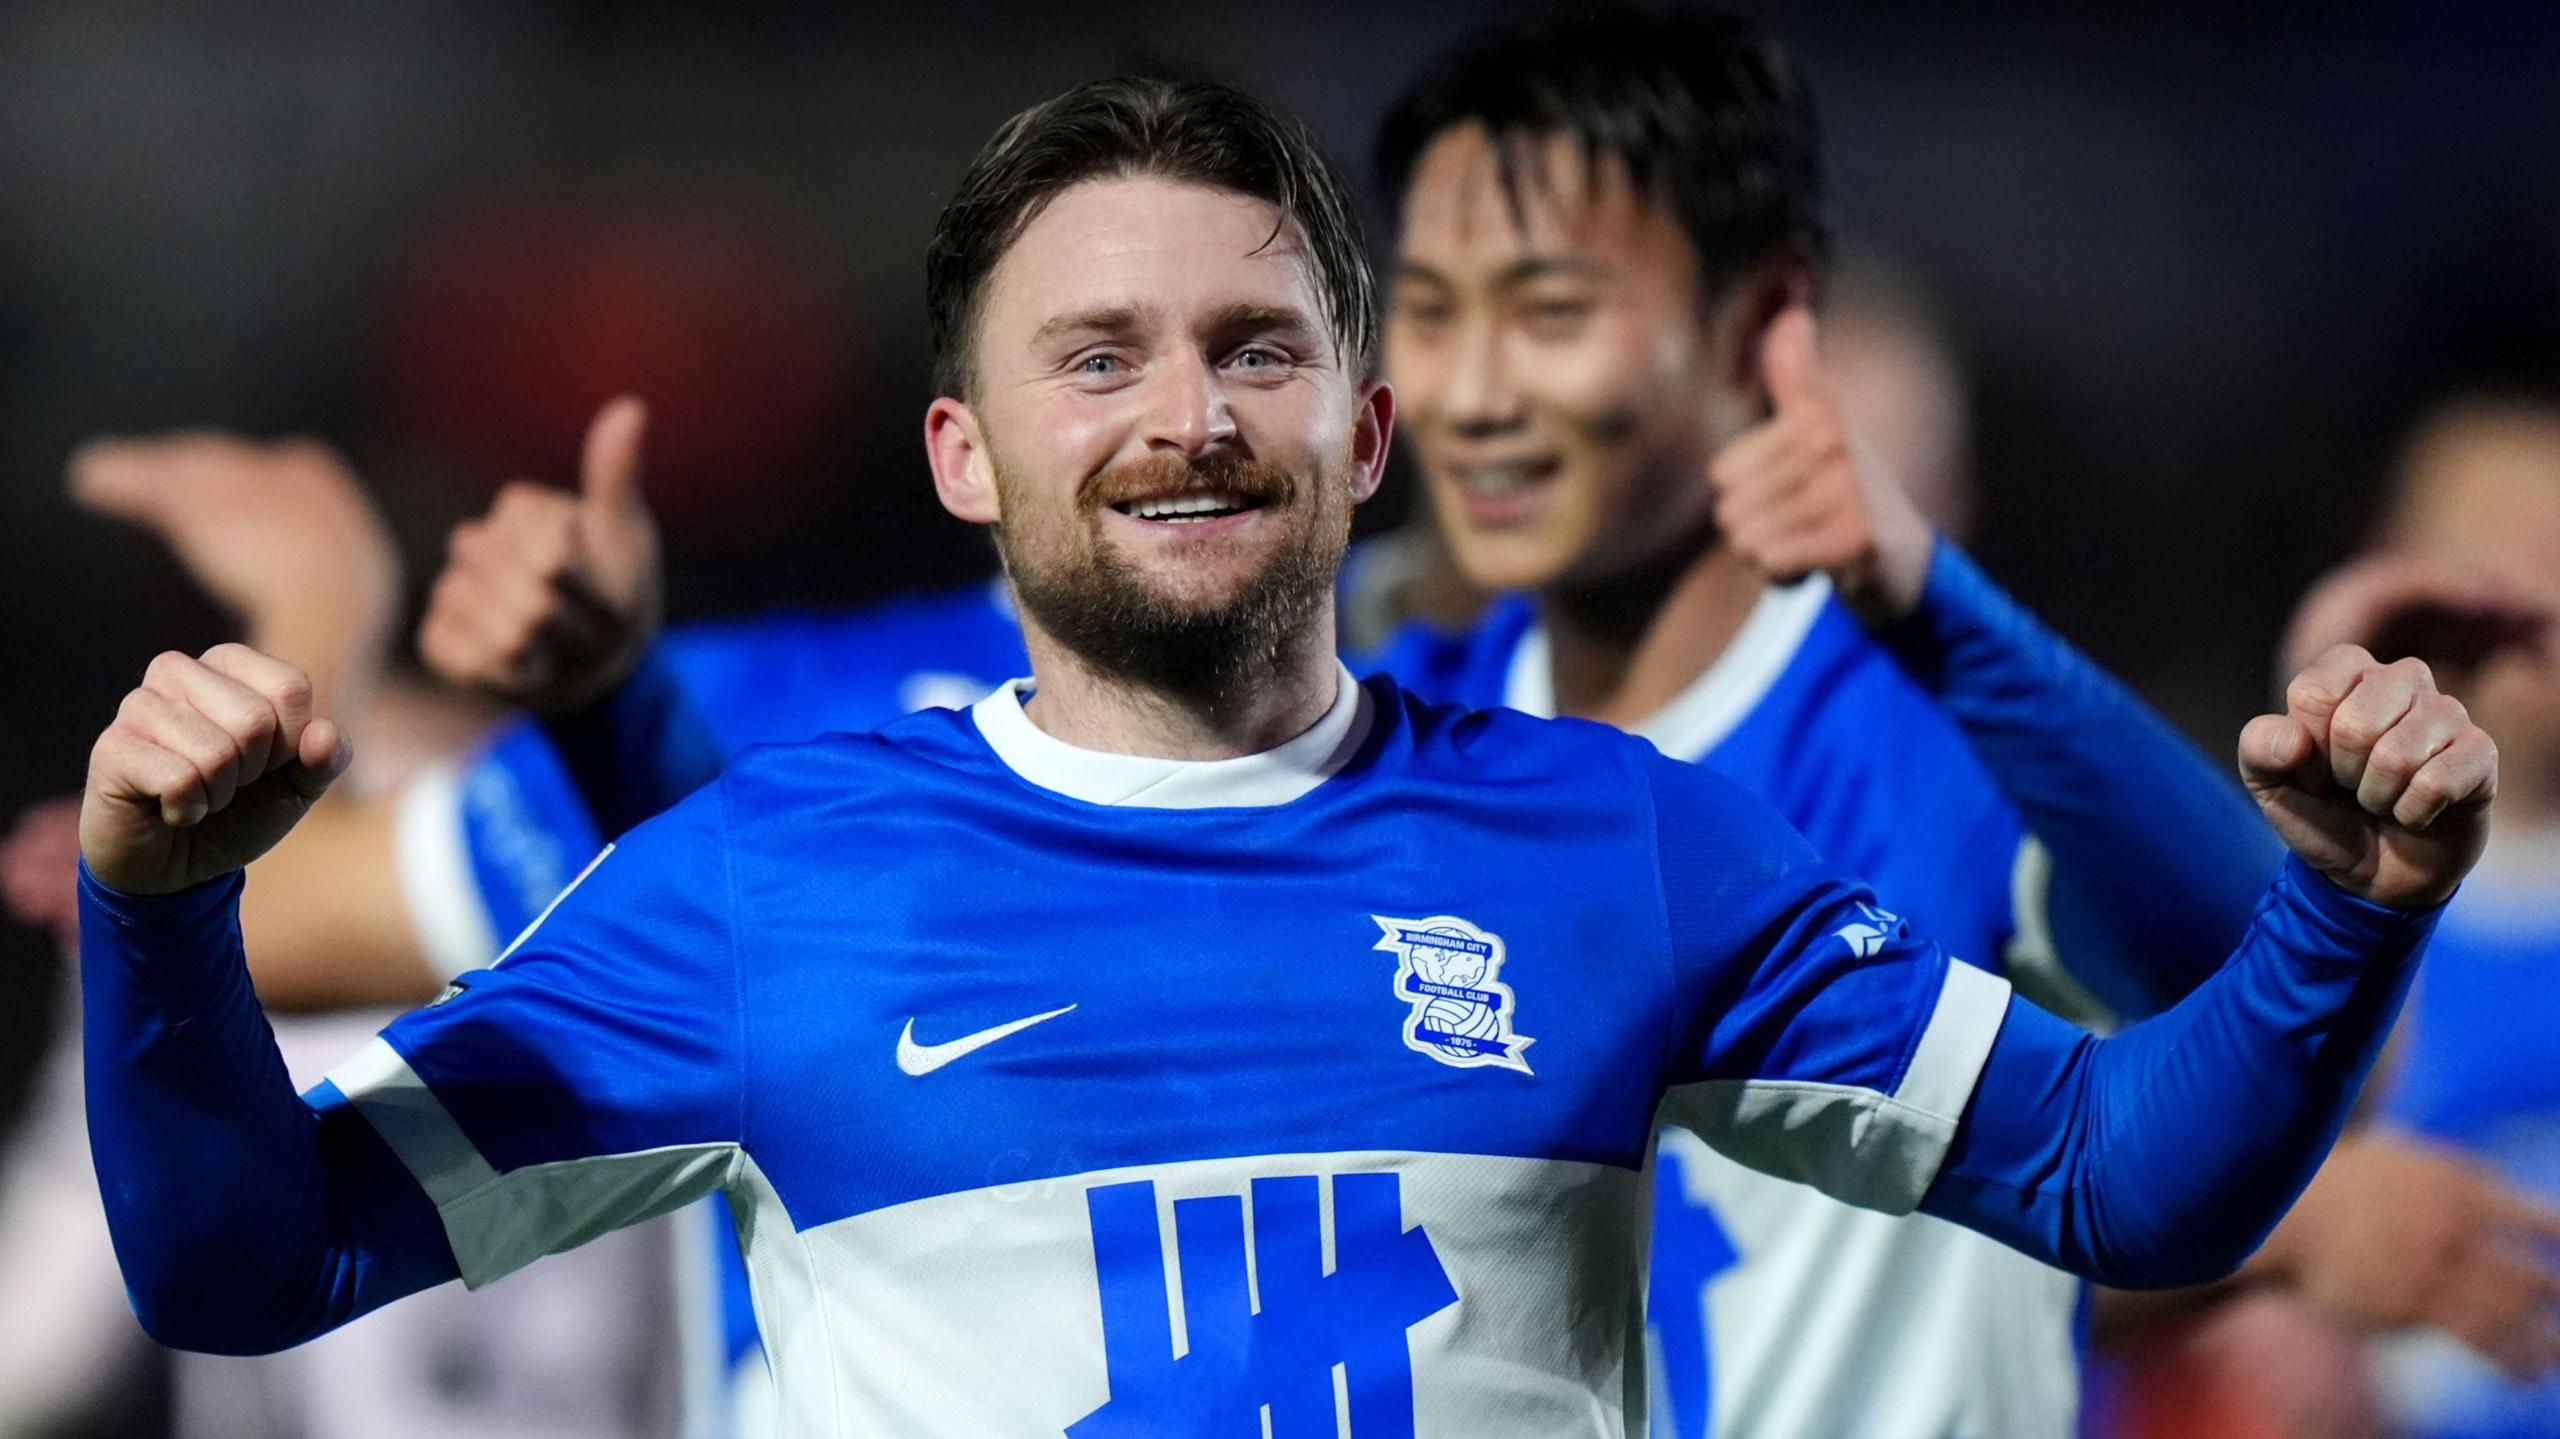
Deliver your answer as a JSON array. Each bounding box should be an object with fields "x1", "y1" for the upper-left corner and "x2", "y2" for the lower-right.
[{"x1": 993, "y1": 444, "x2": 1356, "y2": 701}]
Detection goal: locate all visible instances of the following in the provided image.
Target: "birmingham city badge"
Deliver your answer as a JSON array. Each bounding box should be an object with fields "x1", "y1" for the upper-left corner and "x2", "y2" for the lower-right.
[{"x1": 1372, "y1": 915, "x2": 1535, "y2": 1075}]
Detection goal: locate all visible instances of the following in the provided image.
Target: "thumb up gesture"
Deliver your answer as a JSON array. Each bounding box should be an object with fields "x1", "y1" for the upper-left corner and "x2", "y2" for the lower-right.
[
  {"x1": 1706, "y1": 302, "x2": 1935, "y2": 620},
  {"x1": 420, "y1": 397, "x2": 662, "y2": 715}
]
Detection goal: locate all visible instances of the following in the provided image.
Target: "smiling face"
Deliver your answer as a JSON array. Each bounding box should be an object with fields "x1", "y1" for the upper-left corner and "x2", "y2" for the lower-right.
[
  {"x1": 1387, "y1": 125, "x2": 1768, "y2": 594},
  {"x1": 927, "y1": 175, "x2": 1389, "y2": 689}
]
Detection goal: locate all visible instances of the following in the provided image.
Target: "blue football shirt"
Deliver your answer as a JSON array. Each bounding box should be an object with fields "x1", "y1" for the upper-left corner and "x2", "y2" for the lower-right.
[{"x1": 332, "y1": 668, "x2": 2012, "y2": 1434}]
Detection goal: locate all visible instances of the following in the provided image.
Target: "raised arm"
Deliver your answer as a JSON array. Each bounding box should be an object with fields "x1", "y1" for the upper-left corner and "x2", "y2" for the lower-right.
[
  {"x1": 79, "y1": 645, "x2": 741, "y2": 1353},
  {"x1": 1656, "y1": 642, "x2": 2492, "y2": 1285},
  {"x1": 77, "y1": 645, "x2": 454, "y2": 1350},
  {"x1": 1709, "y1": 302, "x2": 2275, "y2": 1020},
  {"x1": 1920, "y1": 643, "x2": 2494, "y2": 1284},
  {"x1": 419, "y1": 396, "x2": 725, "y2": 837}
]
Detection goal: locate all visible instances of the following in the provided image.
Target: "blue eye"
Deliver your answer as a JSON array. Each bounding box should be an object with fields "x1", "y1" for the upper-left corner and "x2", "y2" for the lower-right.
[{"x1": 1078, "y1": 354, "x2": 1124, "y2": 375}]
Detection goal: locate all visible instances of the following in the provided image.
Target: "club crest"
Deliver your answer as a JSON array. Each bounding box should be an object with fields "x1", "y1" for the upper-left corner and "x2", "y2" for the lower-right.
[{"x1": 1372, "y1": 914, "x2": 1535, "y2": 1075}]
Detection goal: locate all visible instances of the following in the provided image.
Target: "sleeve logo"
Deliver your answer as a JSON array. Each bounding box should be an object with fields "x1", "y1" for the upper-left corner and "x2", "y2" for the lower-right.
[
  {"x1": 1372, "y1": 915, "x2": 1535, "y2": 1075},
  {"x1": 1834, "y1": 902, "x2": 1902, "y2": 959}
]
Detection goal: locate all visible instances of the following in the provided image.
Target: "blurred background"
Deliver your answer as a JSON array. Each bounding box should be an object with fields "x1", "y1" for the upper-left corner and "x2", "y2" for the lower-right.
[{"x1": 3, "y1": 2, "x2": 2557, "y2": 1435}]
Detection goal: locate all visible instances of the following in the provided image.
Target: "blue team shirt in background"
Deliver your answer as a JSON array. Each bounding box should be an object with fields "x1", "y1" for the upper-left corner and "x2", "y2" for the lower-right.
[{"x1": 2379, "y1": 867, "x2": 2560, "y2": 1439}]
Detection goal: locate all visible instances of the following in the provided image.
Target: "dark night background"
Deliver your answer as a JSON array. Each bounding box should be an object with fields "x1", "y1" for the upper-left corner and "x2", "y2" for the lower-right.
[{"x1": 4, "y1": 0, "x2": 2557, "y2": 1140}]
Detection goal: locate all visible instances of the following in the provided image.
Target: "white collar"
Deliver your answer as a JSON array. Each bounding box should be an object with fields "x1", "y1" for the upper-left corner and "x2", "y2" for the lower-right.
[
  {"x1": 1503, "y1": 576, "x2": 1831, "y2": 762},
  {"x1": 971, "y1": 662, "x2": 1371, "y2": 809}
]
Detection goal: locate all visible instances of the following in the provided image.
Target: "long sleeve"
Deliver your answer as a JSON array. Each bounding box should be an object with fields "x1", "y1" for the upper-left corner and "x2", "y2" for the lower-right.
[
  {"x1": 537, "y1": 647, "x2": 729, "y2": 841},
  {"x1": 1644, "y1": 747, "x2": 2436, "y2": 1286},
  {"x1": 1918, "y1": 855, "x2": 2436, "y2": 1288},
  {"x1": 85, "y1": 779, "x2": 748, "y2": 1354},
  {"x1": 1876, "y1": 540, "x2": 2284, "y2": 1018},
  {"x1": 79, "y1": 865, "x2": 458, "y2": 1354}
]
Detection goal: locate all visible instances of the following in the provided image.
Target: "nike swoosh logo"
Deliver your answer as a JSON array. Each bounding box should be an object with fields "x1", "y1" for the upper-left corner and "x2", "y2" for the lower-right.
[{"x1": 895, "y1": 1004, "x2": 1077, "y2": 1077}]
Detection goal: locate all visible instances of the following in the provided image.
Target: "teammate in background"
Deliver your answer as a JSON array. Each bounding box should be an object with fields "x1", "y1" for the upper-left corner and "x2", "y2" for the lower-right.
[
  {"x1": 0, "y1": 435, "x2": 677, "y2": 1439},
  {"x1": 73, "y1": 73, "x2": 2488, "y2": 1434},
  {"x1": 2274, "y1": 393, "x2": 2560, "y2": 1438},
  {"x1": 1363, "y1": 13, "x2": 2560, "y2": 1436}
]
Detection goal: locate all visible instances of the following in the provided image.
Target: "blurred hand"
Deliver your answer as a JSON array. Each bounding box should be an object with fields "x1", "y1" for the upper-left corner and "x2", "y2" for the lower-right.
[
  {"x1": 418, "y1": 396, "x2": 660, "y2": 715},
  {"x1": 2280, "y1": 553, "x2": 2555, "y2": 694},
  {"x1": 0, "y1": 796, "x2": 82, "y2": 944},
  {"x1": 81, "y1": 646, "x2": 351, "y2": 896},
  {"x1": 2239, "y1": 644, "x2": 2495, "y2": 909},
  {"x1": 2258, "y1": 1130, "x2": 2560, "y2": 1379},
  {"x1": 69, "y1": 432, "x2": 400, "y2": 659},
  {"x1": 1708, "y1": 302, "x2": 1935, "y2": 620}
]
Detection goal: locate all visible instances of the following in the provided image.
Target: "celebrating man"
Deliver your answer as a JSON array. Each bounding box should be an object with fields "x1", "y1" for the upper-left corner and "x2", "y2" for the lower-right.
[{"x1": 81, "y1": 74, "x2": 2489, "y2": 1435}]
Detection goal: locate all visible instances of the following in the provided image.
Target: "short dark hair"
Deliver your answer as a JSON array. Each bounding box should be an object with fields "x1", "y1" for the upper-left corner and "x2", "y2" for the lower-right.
[
  {"x1": 926, "y1": 75, "x2": 1377, "y2": 399},
  {"x1": 1375, "y1": 9, "x2": 1829, "y2": 306}
]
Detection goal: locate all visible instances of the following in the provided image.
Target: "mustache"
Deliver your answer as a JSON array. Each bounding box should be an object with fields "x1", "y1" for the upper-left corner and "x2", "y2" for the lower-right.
[{"x1": 1077, "y1": 450, "x2": 1299, "y2": 512}]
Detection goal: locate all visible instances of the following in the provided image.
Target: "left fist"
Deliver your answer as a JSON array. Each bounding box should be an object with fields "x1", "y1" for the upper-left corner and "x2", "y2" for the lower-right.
[
  {"x1": 2241, "y1": 644, "x2": 2497, "y2": 910},
  {"x1": 1707, "y1": 303, "x2": 1934, "y2": 619}
]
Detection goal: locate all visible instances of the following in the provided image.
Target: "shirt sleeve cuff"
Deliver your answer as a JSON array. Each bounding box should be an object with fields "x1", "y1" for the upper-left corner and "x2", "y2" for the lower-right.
[
  {"x1": 76, "y1": 860, "x2": 243, "y2": 932},
  {"x1": 76, "y1": 861, "x2": 246, "y2": 1003},
  {"x1": 2271, "y1": 851, "x2": 2447, "y2": 954}
]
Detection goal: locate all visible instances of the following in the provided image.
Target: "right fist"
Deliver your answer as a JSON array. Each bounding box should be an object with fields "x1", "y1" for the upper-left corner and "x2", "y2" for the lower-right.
[
  {"x1": 81, "y1": 646, "x2": 350, "y2": 896},
  {"x1": 419, "y1": 396, "x2": 661, "y2": 715}
]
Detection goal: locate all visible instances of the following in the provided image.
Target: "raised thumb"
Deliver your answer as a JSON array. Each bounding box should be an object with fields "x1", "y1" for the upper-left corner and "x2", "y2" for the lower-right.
[
  {"x1": 579, "y1": 396, "x2": 650, "y2": 519},
  {"x1": 1759, "y1": 303, "x2": 1823, "y2": 412}
]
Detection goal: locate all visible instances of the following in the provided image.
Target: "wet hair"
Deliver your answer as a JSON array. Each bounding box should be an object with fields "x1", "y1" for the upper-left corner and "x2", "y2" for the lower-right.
[
  {"x1": 1375, "y1": 8, "x2": 1830, "y2": 304},
  {"x1": 927, "y1": 75, "x2": 1377, "y2": 398}
]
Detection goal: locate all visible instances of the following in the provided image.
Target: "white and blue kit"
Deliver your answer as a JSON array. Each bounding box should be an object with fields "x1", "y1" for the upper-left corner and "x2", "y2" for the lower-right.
[
  {"x1": 1371, "y1": 546, "x2": 2284, "y2": 1439},
  {"x1": 83, "y1": 653, "x2": 2434, "y2": 1435},
  {"x1": 384, "y1": 545, "x2": 2285, "y2": 1438}
]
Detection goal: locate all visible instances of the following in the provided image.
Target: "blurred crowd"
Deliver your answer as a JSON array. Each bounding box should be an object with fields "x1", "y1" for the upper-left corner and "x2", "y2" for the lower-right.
[{"x1": 4, "y1": 4, "x2": 2559, "y2": 1438}]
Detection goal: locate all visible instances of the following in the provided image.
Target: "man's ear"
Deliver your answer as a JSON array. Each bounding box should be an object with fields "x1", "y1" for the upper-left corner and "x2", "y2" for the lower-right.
[
  {"x1": 1348, "y1": 378, "x2": 1396, "y2": 505},
  {"x1": 925, "y1": 396, "x2": 1000, "y2": 525}
]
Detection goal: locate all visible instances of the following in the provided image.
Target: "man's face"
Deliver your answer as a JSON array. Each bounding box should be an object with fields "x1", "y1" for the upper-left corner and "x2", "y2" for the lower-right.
[
  {"x1": 932, "y1": 176, "x2": 1386, "y2": 684},
  {"x1": 1388, "y1": 125, "x2": 1759, "y2": 594}
]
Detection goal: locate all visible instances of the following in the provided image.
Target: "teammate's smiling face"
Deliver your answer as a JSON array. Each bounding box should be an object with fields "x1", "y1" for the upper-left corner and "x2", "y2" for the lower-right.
[
  {"x1": 927, "y1": 176, "x2": 1389, "y2": 679},
  {"x1": 1388, "y1": 125, "x2": 1767, "y2": 594}
]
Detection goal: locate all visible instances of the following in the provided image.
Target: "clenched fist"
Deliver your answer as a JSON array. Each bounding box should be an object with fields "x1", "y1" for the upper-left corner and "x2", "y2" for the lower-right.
[
  {"x1": 1707, "y1": 302, "x2": 1935, "y2": 620},
  {"x1": 2241, "y1": 644, "x2": 2497, "y2": 909},
  {"x1": 81, "y1": 646, "x2": 351, "y2": 897},
  {"x1": 419, "y1": 396, "x2": 660, "y2": 715}
]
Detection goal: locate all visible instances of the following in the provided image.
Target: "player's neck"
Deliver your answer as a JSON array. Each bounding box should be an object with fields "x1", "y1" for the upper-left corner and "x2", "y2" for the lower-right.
[
  {"x1": 1535, "y1": 540, "x2": 1765, "y2": 729},
  {"x1": 1014, "y1": 610, "x2": 1344, "y2": 761}
]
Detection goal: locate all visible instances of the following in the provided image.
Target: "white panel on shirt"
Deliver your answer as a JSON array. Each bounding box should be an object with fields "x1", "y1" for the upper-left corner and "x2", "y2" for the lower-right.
[
  {"x1": 1510, "y1": 577, "x2": 2085, "y2": 1439},
  {"x1": 1660, "y1": 1125, "x2": 2083, "y2": 1439},
  {"x1": 391, "y1": 761, "x2": 503, "y2": 982},
  {"x1": 725, "y1": 1151, "x2": 1643, "y2": 1438}
]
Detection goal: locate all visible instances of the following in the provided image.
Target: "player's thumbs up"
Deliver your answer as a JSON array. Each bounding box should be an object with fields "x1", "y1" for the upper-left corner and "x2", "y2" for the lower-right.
[
  {"x1": 420, "y1": 395, "x2": 665, "y2": 716},
  {"x1": 579, "y1": 395, "x2": 650, "y2": 521},
  {"x1": 1758, "y1": 302, "x2": 1823, "y2": 413}
]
